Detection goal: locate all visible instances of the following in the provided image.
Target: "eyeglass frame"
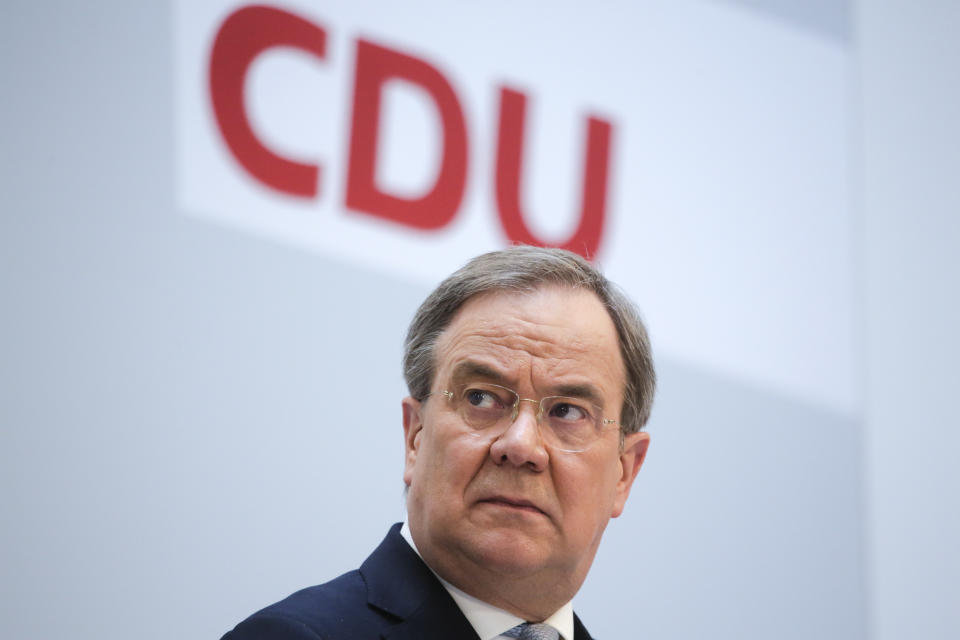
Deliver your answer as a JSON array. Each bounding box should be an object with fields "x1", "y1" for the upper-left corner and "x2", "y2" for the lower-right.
[{"x1": 425, "y1": 380, "x2": 624, "y2": 453}]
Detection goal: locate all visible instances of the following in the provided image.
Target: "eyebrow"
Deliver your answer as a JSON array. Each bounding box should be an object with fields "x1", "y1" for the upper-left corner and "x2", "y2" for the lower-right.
[
  {"x1": 449, "y1": 361, "x2": 607, "y2": 409},
  {"x1": 450, "y1": 361, "x2": 508, "y2": 386},
  {"x1": 551, "y1": 383, "x2": 606, "y2": 408}
]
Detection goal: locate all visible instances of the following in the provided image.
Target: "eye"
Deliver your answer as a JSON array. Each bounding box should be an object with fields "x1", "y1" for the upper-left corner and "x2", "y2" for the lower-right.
[
  {"x1": 549, "y1": 401, "x2": 591, "y2": 423},
  {"x1": 464, "y1": 388, "x2": 502, "y2": 409}
]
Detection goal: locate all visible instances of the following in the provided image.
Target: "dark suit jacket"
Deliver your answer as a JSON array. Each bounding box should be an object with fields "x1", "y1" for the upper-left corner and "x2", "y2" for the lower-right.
[{"x1": 221, "y1": 523, "x2": 594, "y2": 640}]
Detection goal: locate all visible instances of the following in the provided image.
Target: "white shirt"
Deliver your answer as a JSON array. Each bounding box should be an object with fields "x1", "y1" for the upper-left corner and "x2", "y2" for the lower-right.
[{"x1": 400, "y1": 522, "x2": 574, "y2": 640}]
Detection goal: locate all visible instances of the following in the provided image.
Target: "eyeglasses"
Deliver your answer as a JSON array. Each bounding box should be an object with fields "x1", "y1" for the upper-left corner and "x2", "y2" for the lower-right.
[{"x1": 429, "y1": 381, "x2": 620, "y2": 453}]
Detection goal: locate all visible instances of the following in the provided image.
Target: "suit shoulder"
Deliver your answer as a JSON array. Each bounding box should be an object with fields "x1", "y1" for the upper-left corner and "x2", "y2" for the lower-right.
[{"x1": 221, "y1": 570, "x2": 383, "y2": 640}]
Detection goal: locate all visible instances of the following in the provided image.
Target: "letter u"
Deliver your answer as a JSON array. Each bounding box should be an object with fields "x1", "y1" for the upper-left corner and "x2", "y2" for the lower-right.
[{"x1": 494, "y1": 87, "x2": 613, "y2": 259}]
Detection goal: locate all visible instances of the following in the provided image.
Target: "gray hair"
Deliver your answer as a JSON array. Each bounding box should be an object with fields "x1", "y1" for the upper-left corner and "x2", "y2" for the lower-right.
[{"x1": 403, "y1": 246, "x2": 655, "y2": 434}]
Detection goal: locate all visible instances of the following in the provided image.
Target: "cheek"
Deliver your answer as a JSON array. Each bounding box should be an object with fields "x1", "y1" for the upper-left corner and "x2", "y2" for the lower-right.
[
  {"x1": 557, "y1": 457, "x2": 621, "y2": 517},
  {"x1": 417, "y1": 429, "x2": 489, "y2": 488}
]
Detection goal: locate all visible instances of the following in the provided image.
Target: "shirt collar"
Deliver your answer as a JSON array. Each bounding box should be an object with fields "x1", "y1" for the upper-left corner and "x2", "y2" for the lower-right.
[{"x1": 400, "y1": 522, "x2": 575, "y2": 640}]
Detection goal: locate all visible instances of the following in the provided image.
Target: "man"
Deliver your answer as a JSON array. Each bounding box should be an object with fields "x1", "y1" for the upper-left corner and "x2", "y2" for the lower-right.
[{"x1": 223, "y1": 246, "x2": 655, "y2": 640}]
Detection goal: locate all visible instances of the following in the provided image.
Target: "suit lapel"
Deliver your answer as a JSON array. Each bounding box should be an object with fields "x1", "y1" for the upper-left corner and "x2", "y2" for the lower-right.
[
  {"x1": 573, "y1": 612, "x2": 593, "y2": 640},
  {"x1": 360, "y1": 524, "x2": 479, "y2": 640},
  {"x1": 383, "y1": 601, "x2": 480, "y2": 640}
]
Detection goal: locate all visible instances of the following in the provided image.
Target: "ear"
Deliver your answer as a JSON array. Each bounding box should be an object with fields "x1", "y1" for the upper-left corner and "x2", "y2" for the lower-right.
[
  {"x1": 610, "y1": 431, "x2": 650, "y2": 518},
  {"x1": 402, "y1": 396, "x2": 424, "y2": 486}
]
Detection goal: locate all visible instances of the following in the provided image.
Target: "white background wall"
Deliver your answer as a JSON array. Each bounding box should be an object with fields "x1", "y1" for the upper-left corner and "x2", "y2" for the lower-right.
[{"x1": 858, "y1": 2, "x2": 960, "y2": 638}]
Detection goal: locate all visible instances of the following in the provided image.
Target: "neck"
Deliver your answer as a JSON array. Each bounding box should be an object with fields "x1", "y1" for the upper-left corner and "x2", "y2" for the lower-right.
[{"x1": 408, "y1": 524, "x2": 590, "y2": 621}]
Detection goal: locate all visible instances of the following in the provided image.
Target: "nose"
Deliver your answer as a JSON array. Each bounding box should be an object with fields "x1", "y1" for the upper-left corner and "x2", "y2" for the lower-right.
[{"x1": 489, "y1": 399, "x2": 549, "y2": 471}]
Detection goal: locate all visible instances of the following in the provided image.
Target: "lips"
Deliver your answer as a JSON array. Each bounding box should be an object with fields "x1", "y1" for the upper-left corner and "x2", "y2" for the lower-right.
[{"x1": 478, "y1": 495, "x2": 548, "y2": 517}]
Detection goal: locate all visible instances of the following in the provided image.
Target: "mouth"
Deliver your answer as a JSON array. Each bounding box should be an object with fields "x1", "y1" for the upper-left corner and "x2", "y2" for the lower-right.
[{"x1": 477, "y1": 496, "x2": 548, "y2": 517}]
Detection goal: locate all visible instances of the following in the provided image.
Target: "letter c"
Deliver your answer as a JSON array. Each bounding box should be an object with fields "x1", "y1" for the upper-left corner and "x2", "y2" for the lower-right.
[{"x1": 209, "y1": 6, "x2": 326, "y2": 198}]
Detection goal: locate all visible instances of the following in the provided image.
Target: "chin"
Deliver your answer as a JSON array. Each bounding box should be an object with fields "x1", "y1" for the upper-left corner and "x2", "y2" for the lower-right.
[{"x1": 461, "y1": 526, "x2": 553, "y2": 575}]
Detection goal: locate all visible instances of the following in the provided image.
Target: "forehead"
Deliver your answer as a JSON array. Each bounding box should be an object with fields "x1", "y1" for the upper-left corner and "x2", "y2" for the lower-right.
[{"x1": 433, "y1": 286, "x2": 625, "y2": 400}]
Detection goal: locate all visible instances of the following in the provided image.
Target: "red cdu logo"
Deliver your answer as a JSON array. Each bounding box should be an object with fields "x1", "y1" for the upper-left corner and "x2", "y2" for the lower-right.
[{"x1": 208, "y1": 5, "x2": 615, "y2": 259}]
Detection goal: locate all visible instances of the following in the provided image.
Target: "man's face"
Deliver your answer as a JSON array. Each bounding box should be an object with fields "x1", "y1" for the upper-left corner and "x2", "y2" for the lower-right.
[{"x1": 402, "y1": 286, "x2": 649, "y2": 611}]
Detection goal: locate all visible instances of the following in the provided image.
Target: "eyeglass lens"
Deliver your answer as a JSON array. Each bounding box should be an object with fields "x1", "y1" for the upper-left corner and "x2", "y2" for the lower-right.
[{"x1": 453, "y1": 383, "x2": 607, "y2": 452}]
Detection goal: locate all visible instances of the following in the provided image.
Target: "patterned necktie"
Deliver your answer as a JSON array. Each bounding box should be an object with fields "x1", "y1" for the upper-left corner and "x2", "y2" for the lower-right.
[{"x1": 503, "y1": 622, "x2": 560, "y2": 640}]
